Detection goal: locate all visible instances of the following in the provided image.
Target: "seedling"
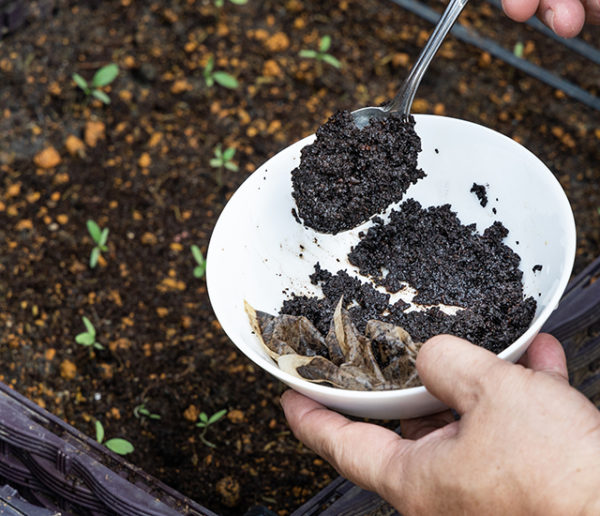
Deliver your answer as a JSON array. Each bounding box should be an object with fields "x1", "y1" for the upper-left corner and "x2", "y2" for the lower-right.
[
  {"x1": 95, "y1": 420, "x2": 134, "y2": 455},
  {"x1": 72, "y1": 63, "x2": 119, "y2": 104},
  {"x1": 299, "y1": 35, "x2": 342, "y2": 70},
  {"x1": 196, "y1": 409, "x2": 227, "y2": 448},
  {"x1": 191, "y1": 245, "x2": 207, "y2": 279},
  {"x1": 203, "y1": 56, "x2": 239, "y2": 89},
  {"x1": 75, "y1": 316, "x2": 104, "y2": 350},
  {"x1": 134, "y1": 403, "x2": 161, "y2": 420},
  {"x1": 87, "y1": 219, "x2": 108, "y2": 269},
  {"x1": 210, "y1": 144, "x2": 238, "y2": 186},
  {"x1": 214, "y1": 0, "x2": 247, "y2": 6},
  {"x1": 513, "y1": 41, "x2": 524, "y2": 59}
]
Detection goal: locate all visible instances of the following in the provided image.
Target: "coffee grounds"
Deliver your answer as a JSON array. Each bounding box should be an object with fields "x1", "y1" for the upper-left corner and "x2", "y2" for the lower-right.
[
  {"x1": 291, "y1": 110, "x2": 425, "y2": 234},
  {"x1": 282, "y1": 200, "x2": 537, "y2": 354},
  {"x1": 470, "y1": 182, "x2": 488, "y2": 207}
]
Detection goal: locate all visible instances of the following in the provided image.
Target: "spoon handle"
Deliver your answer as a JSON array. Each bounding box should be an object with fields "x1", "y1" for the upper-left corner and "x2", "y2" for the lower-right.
[{"x1": 388, "y1": 0, "x2": 469, "y2": 116}]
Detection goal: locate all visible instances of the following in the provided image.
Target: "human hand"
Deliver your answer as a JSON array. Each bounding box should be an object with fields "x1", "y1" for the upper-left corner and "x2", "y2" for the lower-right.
[
  {"x1": 281, "y1": 333, "x2": 600, "y2": 515},
  {"x1": 502, "y1": 0, "x2": 600, "y2": 38}
]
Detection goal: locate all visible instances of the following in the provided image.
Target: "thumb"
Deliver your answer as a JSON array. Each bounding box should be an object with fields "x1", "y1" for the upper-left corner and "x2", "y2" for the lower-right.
[
  {"x1": 416, "y1": 335, "x2": 511, "y2": 414},
  {"x1": 280, "y1": 390, "x2": 411, "y2": 493}
]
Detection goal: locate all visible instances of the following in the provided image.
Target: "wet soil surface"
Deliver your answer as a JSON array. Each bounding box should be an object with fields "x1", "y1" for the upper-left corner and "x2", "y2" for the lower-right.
[{"x1": 1, "y1": 0, "x2": 599, "y2": 514}]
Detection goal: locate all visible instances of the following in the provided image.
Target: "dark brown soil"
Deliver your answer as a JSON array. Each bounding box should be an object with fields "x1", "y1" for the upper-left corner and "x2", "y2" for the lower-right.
[{"x1": 1, "y1": 1, "x2": 599, "y2": 515}]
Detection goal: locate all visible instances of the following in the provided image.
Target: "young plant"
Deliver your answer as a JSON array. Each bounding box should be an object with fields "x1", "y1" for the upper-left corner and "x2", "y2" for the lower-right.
[
  {"x1": 95, "y1": 420, "x2": 134, "y2": 455},
  {"x1": 214, "y1": 0, "x2": 247, "y2": 6},
  {"x1": 87, "y1": 219, "x2": 108, "y2": 269},
  {"x1": 72, "y1": 63, "x2": 119, "y2": 104},
  {"x1": 203, "y1": 56, "x2": 239, "y2": 89},
  {"x1": 134, "y1": 403, "x2": 161, "y2": 420},
  {"x1": 513, "y1": 41, "x2": 524, "y2": 59},
  {"x1": 75, "y1": 316, "x2": 104, "y2": 350},
  {"x1": 210, "y1": 143, "x2": 238, "y2": 186},
  {"x1": 196, "y1": 409, "x2": 227, "y2": 448},
  {"x1": 191, "y1": 245, "x2": 207, "y2": 279},
  {"x1": 299, "y1": 35, "x2": 342, "y2": 70}
]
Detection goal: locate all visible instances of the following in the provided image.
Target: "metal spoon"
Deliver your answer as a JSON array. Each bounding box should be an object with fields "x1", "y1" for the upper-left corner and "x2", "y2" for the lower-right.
[{"x1": 352, "y1": 0, "x2": 469, "y2": 129}]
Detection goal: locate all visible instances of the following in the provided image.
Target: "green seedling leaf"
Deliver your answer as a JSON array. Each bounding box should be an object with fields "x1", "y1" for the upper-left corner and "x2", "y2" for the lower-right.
[
  {"x1": 92, "y1": 63, "x2": 119, "y2": 88},
  {"x1": 75, "y1": 332, "x2": 95, "y2": 346},
  {"x1": 205, "y1": 56, "x2": 215, "y2": 75},
  {"x1": 199, "y1": 412, "x2": 209, "y2": 423},
  {"x1": 90, "y1": 247, "x2": 100, "y2": 269},
  {"x1": 191, "y1": 245, "x2": 206, "y2": 278},
  {"x1": 105, "y1": 438, "x2": 134, "y2": 455},
  {"x1": 72, "y1": 73, "x2": 90, "y2": 93},
  {"x1": 322, "y1": 54, "x2": 342, "y2": 69},
  {"x1": 229, "y1": 0, "x2": 248, "y2": 4},
  {"x1": 82, "y1": 316, "x2": 96, "y2": 336},
  {"x1": 222, "y1": 147, "x2": 236, "y2": 161},
  {"x1": 209, "y1": 158, "x2": 222, "y2": 168},
  {"x1": 99, "y1": 228, "x2": 109, "y2": 247},
  {"x1": 87, "y1": 220, "x2": 102, "y2": 242},
  {"x1": 150, "y1": 414, "x2": 161, "y2": 420},
  {"x1": 513, "y1": 41, "x2": 524, "y2": 59},
  {"x1": 95, "y1": 420, "x2": 105, "y2": 443},
  {"x1": 224, "y1": 161, "x2": 239, "y2": 172},
  {"x1": 191, "y1": 245, "x2": 204, "y2": 264},
  {"x1": 208, "y1": 409, "x2": 227, "y2": 424},
  {"x1": 93, "y1": 342, "x2": 105, "y2": 351},
  {"x1": 214, "y1": 0, "x2": 224, "y2": 6},
  {"x1": 214, "y1": 144, "x2": 223, "y2": 158},
  {"x1": 319, "y1": 35, "x2": 332, "y2": 53},
  {"x1": 92, "y1": 89, "x2": 111, "y2": 104},
  {"x1": 213, "y1": 71, "x2": 239, "y2": 89},
  {"x1": 299, "y1": 49, "x2": 318, "y2": 59}
]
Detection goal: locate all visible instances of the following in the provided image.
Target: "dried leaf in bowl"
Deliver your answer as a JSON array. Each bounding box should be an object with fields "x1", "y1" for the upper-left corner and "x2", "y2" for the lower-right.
[{"x1": 245, "y1": 298, "x2": 422, "y2": 391}]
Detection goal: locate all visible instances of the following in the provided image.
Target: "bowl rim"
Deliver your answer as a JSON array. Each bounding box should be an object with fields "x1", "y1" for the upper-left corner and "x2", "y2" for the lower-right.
[{"x1": 207, "y1": 114, "x2": 577, "y2": 400}]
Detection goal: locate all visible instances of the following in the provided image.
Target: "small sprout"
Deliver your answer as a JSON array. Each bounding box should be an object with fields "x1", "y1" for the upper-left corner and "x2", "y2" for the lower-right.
[
  {"x1": 134, "y1": 403, "x2": 161, "y2": 420},
  {"x1": 75, "y1": 316, "x2": 104, "y2": 350},
  {"x1": 95, "y1": 420, "x2": 134, "y2": 455},
  {"x1": 87, "y1": 219, "x2": 109, "y2": 269},
  {"x1": 203, "y1": 56, "x2": 239, "y2": 89},
  {"x1": 196, "y1": 409, "x2": 227, "y2": 448},
  {"x1": 214, "y1": 0, "x2": 247, "y2": 6},
  {"x1": 299, "y1": 35, "x2": 342, "y2": 70},
  {"x1": 513, "y1": 41, "x2": 524, "y2": 59},
  {"x1": 191, "y1": 245, "x2": 207, "y2": 279},
  {"x1": 72, "y1": 63, "x2": 119, "y2": 104},
  {"x1": 210, "y1": 144, "x2": 238, "y2": 186}
]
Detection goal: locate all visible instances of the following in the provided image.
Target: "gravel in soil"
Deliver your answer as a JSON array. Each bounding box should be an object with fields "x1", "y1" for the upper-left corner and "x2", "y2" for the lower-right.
[{"x1": 0, "y1": 0, "x2": 599, "y2": 515}]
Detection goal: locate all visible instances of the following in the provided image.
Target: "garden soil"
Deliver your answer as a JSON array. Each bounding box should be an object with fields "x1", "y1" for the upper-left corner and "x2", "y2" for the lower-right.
[{"x1": 1, "y1": 1, "x2": 599, "y2": 514}]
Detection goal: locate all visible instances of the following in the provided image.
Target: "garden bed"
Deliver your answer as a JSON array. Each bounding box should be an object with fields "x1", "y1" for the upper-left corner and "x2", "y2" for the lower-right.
[{"x1": 1, "y1": 0, "x2": 599, "y2": 514}]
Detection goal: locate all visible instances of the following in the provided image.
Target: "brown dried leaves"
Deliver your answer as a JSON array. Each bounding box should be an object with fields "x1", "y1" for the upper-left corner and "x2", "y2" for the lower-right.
[{"x1": 245, "y1": 298, "x2": 421, "y2": 391}]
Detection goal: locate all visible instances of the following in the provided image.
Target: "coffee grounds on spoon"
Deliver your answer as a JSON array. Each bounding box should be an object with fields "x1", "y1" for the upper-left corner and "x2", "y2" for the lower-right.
[{"x1": 291, "y1": 110, "x2": 425, "y2": 234}]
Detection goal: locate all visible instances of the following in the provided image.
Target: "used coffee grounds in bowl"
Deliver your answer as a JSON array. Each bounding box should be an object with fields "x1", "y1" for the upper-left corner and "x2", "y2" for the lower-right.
[{"x1": 247, "y1": 111, "x2": 538, "y2": 390}]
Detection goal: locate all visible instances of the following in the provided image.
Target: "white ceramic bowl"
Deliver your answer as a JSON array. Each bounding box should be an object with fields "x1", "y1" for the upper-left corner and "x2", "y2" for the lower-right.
[{"x1": 207, "y1": 115, "x2": 576, "y2": 420}]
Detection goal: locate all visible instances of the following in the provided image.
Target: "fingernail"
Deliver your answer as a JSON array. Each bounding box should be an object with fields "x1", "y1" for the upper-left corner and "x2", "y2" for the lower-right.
[{"x1": 542, "y1": 8, "x2": 555, "y2": 30}]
